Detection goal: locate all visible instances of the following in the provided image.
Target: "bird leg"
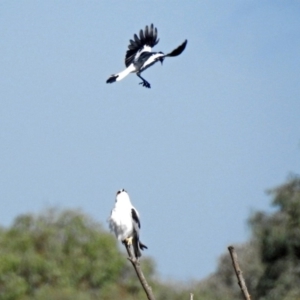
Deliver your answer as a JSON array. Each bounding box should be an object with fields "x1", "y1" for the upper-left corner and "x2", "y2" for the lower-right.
[
  {"x1": 123, "y1": 237, "x2": 136, "y2": 260},
  {"x1": 124, "y1": 236, "x2": 133, "y2": 246},
  {"x1": 137, "y1": 74, "x2": 151, "y2": 88}
]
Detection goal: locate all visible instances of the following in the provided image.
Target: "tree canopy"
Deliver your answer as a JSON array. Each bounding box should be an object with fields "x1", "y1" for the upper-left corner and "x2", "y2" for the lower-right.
[
  {"x1": 194, "y1": 175, "x2": 300, "y2": 300},
  {"x1": 1, "y1": 175, "x2": 300, "y2": 300},
  {"x1": 0, "y1": 209, "x2": 158, "y2": 300}
]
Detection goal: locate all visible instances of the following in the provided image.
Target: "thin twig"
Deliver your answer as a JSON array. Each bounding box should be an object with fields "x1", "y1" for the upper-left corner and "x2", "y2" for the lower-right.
[
  {"x1": 124, "y1": 243, "x2": 156, "y2": 300},
  {"x1": 228, "y1": 246, "x2": 251, "y2": 300}
]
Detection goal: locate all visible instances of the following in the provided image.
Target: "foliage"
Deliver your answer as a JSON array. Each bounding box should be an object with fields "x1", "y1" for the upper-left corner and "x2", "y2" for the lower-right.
[
  {"x1": 249, "y1": 175, "x2": 300, "y2": 300},
  {"x1": 1, "y1": 175, "x2": 300, "y2": 299},
  {"x1": 0, "y1": 209, "x2": 127, "y2": 299},
  {"x1": 0, "y1": 208, "x2": 176, "y2": 300},
  {"x1": 192, "y1": 175, "x2": 300, "y2": 300}
]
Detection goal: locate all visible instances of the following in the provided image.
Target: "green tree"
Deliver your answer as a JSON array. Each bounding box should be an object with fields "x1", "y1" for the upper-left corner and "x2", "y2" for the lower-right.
[
  {"x1": 192, "y1": 175, "x2": 300, "y2": 300},
  {"x1": 2, "y1": 175, "x2": 300, "y2": 300},
  {"x1": 249, "y1": 175, "x2": 300, "y2": 300},
  {"x1": 0, "y1": 209, "x2": 126, "y2": 299},
  {"x1": 0, "y1": 208, "x2": 168, "y2": 300}
]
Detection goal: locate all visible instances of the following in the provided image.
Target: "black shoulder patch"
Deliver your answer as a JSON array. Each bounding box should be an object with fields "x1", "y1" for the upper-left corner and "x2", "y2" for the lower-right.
[{"x1": 131, "y1": 208, "x2": 141, "y2": 228}]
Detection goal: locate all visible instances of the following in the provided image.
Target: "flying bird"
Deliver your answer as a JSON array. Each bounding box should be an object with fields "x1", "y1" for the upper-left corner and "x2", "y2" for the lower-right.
[
  {"x1": 108, "y1": 189, "x2": 147, "y2": 258},
  {"x1": 106, "y1": 24, "x2": 187, "y2": 88}
]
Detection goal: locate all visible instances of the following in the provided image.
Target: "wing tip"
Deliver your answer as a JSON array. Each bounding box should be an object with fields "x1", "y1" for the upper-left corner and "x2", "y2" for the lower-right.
[
  {"x1": 106, "y1": 75, "x2": 118, "y2": 84},
  {"x1": 165, "y1": 39, "x2": 188, "y2": 57}
]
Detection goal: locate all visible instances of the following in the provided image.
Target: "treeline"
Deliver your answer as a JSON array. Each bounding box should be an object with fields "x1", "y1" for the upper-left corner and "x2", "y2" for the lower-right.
[
  {"x1": 195, "y1": 175, "x2": 300, "y2": 300},
  {"x1": 0, "y1": 175, "x2": 299, "y2": 300},
  {"x1": 0, "y1": 209, "x2": 187, "y2": 300}
]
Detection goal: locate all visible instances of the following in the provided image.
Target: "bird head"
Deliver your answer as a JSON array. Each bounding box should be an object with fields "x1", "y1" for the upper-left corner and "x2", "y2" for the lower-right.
[
  {"x1": 116, "y1": 188, "x2": 126, "y2": 196},
  {"x1": 115, "y1": 189, "x2": 131, "y2": 205}
]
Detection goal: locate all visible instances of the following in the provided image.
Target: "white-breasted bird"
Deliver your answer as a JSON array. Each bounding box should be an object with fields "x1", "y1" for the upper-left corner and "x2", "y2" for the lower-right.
[
  {"x1": 108, "y1": 189, "x2": 147, "y2": 258},
  {"x1": 106, "y1": 24, "x2": 187, "y2": 88}
]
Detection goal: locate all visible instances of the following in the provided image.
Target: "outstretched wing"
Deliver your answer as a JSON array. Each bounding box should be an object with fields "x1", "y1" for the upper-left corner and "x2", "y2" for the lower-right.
[
  {"x1": 164, "y1": 40, "x2": 188, "y2": 57},
  {"x1": 125, "y1": 24, "x2": 160, "y2": 67}
]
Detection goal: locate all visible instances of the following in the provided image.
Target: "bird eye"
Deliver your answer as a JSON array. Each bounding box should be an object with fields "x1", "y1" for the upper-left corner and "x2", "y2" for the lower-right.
[{"x1": 116, "y1": 189, "x2": 126, "y2": 196}]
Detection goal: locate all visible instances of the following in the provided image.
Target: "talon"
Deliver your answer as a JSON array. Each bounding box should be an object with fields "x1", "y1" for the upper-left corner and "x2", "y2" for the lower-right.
[
  {"x1": 124, "y1": 236, "x2": 133, "y2": 246},
  {"x1": 139, "y1": 81, "x2": 151, "y2": 88}
]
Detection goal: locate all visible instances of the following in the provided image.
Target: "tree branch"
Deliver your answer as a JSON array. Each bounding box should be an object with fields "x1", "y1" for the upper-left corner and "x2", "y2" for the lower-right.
[
  {"x1": 228, "y1": 246, "x2": 251, "y2": 300},
  {"x1": 124, "y1": 243, "x2": 156, "y2": 300}
]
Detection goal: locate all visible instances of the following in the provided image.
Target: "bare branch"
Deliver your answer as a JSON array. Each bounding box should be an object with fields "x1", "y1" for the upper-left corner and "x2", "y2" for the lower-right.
[
  {"x1": 190, "y1": 292, "x2": 194, "y2": 300},
  {"x1": 124, "y1": 243, "x2": 156, "y2": 300},
  {"x1": 228, "y1": 246, "x2": 251, "y2": 300}
]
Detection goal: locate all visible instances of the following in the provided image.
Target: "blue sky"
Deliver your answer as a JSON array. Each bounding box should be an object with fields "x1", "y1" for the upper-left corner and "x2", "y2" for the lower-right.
[{"x1": 0, "y1": 1, "x2": 300, "y2": 281}]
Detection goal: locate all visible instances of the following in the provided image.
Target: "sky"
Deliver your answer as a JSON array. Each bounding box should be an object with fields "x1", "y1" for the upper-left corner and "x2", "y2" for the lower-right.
[{"x1": 0, "y1": 1, "x2": 300, "y2": 281}]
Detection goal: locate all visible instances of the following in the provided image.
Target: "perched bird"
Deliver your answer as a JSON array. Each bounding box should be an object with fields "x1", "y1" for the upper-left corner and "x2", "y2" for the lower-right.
[
  {"x1": 108, "y1": 189, "x2": 147, "y2": 258},
  {"x1": 106, "y1": 24, "x2": 187, "y2": 88}
]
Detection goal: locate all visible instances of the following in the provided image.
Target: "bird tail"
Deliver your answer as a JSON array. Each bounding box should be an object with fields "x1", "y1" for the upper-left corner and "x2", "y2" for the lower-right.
[
  {"x1": 139, "y1": 241, "x2": 148, "y2": 251},
  {"x1": 133, "y1": 237, "x2": 141, "y2": 258},
  {"x1": 132, "y1": 238, "x2": 148, "y2": 258},
  {"x1": 106, "y1": 64, "x2": 136, "y2": 84}
]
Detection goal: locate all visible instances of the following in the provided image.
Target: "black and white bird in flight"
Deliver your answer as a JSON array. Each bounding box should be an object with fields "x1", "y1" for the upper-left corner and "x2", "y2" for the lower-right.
[
  {"x1": 108, "y1": 189, "x2": 147, "y2": 258},
  {"x1": 106, "y1": 24, "x2": 187, "y2": 88}
]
